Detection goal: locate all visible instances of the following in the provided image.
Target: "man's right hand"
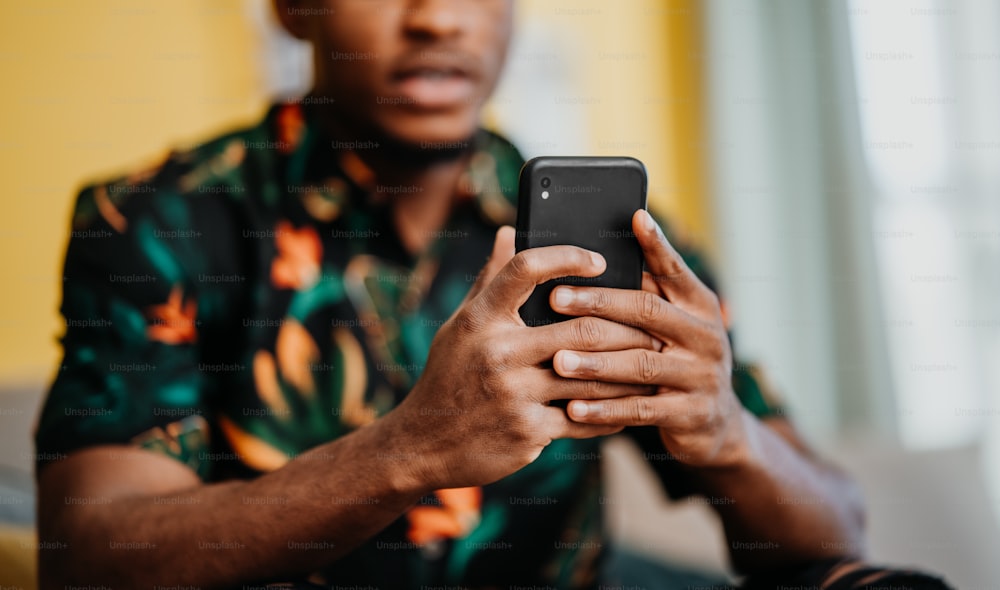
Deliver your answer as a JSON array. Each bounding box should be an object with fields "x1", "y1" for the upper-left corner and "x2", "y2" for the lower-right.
[
  {"x1": 35, "y1": 227, "x2": 656, "y2": 589},
  {"x1": 382, "y1": 226, "x2": 659, "y2": 491}
]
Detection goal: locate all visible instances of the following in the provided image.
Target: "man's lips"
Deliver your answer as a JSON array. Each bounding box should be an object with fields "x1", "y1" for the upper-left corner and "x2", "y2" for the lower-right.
[
  {"x1": 390, "y1": 69, "x2": 478, "y2": 109},
  {"x1": 388, "y1": 47, "x2": 483, "y2": 110}
]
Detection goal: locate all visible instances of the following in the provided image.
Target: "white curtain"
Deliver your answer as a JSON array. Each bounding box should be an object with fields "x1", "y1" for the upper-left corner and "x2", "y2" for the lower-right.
[
  {"x1": 704, "y1": 0, "x2": 1000, "y2": 521},
  {"x1": 704, "y1": 0, "x2": 893, "y2": 443}
]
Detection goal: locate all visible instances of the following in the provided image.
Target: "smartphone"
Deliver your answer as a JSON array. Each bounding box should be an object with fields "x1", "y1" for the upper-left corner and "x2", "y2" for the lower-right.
[{"x1": 515, "y1": 156, "x2": 648, "y2": 326}]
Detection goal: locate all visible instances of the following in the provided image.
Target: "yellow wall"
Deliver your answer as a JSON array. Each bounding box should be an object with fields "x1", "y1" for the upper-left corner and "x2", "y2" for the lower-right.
[
  {"x1": 518, "y1": 0, "x2": 715, "y2": 249},
  {"x1": 0, "y1": 0, "x2": 709, "y2": 387},
  {"x1": 513, "y1": 0, "x2": 712, "y2": 245},
  {"x1": 0, "y1": 1, "x2": 268, "y2": 386}
]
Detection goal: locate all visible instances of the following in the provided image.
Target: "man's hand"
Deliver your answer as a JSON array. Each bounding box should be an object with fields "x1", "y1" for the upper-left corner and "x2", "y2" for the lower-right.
[
  {"x1": 547, "y1": 209, "x2": 748, "y2": 468},
  {"x1": 382, "y1": 226, "x2": 659, "y2": 491},
  {"x1": 547, "y1": 210, "x2": 867, "y2": 571}
]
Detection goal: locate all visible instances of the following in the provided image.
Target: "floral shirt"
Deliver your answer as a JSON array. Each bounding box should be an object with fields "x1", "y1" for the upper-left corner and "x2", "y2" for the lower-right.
[{"x1": 36, "y1": 102, "x2": 783, "y2": 589}]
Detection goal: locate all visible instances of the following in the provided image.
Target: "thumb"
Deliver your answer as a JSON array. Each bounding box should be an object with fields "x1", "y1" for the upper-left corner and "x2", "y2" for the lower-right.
[{"x1": 463, "y1": 225, "x2": 515, "y2": 305}]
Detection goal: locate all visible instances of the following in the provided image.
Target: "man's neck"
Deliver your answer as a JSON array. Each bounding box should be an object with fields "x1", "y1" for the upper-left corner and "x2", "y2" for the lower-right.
[
  {"x1": 313, "y1": 107, "x2": 474, "y2": 256},
  {"x1": 381, "y1": 157, "x2": 470, "y2": 256}
]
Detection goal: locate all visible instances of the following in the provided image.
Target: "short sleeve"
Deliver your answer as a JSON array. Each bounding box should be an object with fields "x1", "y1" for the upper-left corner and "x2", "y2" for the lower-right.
[
  {"x1": 35, "y1": 181, "x2": 212, "y2": 478},
  {"x1": 626, "y1": 216, "x2": 785, "y2": 499}
]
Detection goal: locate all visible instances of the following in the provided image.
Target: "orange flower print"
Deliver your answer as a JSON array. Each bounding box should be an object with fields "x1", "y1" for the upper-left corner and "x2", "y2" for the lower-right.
[
  {"x1": 93, "y1": 185, "x2": 128, "y2": 234},
  {"x1": 275, "y1": 319, "x2": 320, "y2": 395},
  {"x1": 270, "y1": 221, "x2": 322, "y2": 290},
  {"x1": 146, "y1": 285, "x2": 197, "y2": 344},
  {"x1": 406, "y1": 487, "x2": 482, "y2": 545},
  {"x1": 276, "y1": 103, "x2": 305, "y2": 155}
]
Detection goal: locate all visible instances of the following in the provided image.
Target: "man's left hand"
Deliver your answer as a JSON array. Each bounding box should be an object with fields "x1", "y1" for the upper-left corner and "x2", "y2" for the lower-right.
[{"x1": 550, "y1": 209, "x2": 750, "y2": 469}]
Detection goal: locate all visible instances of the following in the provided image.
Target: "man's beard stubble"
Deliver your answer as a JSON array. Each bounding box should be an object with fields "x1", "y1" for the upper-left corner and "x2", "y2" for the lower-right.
[{"x1": 305, "y1": 96, "x2": 478, "y2": 170}]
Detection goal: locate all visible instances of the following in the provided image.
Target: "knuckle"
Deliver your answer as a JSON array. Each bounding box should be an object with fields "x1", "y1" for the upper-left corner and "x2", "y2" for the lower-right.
[
  {"x1": 630, "y1": 398, "x2": 656, "y2": 424},
  {"x1": 478, "y1": 371, "x2": 501, "y2": 396},
  {"x1": 521, "y1": 408, "x2": 550, "y2": 440},
  {"x1": 706, "y1": 330, "x2": 728, "y2": 362},
  {"x1": 686, "y1": 402, "x2": 710, "y2": 428},
  {"x1": 573, "y1": 317, "x2": 604, "y2": 349},
  {"x1": 511, "y1": 410, "x2": 534, "y2": 436},
  {"x1": 637, "y1": 291, "x2": 660, "y2": 326},
  {"x1": 590, "y1": 288, "x2": 613, "y2": 312},
  {"x1": 694, "y1": 362, "x2": 713, "y2": 386},
  {"x1": 636, "y1": 350, "x2": 660, "y2": 383},
  {"x1": 664, "y1": 257, "x2": 686, "y2": 279},
  {"x1": 471, "y1": 345, "x2": 501, "y2": 377},
  {"x1": 453, "y1": 308, "x2": 482, "y2": 334},
  {"x1": 582, "y1": 379, "x2": 605, "y2": 398},
  {"x1": 508, "y1": 251, "x2": 536, "y2": 280},
  {"x1": 485, "y1": 337, "x2": 518, "y2": 366},
  {"x1": 672, "y1": 402, "x2": 701, "y2": 432},
  {"x1": 497, "y1": 374, "x2": 522, "y2": 403}
]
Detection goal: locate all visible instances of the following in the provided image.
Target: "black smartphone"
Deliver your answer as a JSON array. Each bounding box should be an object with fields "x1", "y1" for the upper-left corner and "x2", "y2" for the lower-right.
[{"x1": 515, "y1": 156, "x2": 648, "y2": 326}]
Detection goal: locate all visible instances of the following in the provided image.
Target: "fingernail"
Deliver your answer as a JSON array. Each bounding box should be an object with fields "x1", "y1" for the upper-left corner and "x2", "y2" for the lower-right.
[
  {"x1": 640, "y1": 210, "x2": 655, "y2": 232},
  {"x1": 590, "y1": 252, "x2": 605, "y2": 269},
  {"x1": 570, "y1": 401, "x2": 589, "y2": 418},
  {"x1": 561, "y1": 351, "x2": 581, "y2": 371},
  {"x1": 554, "y1": 287, "x2": 574, "y2": 308},
  {"x1": 642, "y1": 210, "x2": 665, "y2": 240}
]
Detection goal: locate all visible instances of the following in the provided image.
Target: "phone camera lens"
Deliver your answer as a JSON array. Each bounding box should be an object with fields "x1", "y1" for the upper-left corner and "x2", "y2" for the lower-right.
[{"x1": 540, "y1": 177, "x2": 551, "y2": 188}]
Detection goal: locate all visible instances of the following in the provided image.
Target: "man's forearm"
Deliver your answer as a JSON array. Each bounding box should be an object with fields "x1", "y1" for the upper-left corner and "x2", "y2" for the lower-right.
[
  {"x1": 39, "y1": 417, "x2": 429, "y2": 589},
  {"x1": 683, "y1": 411, "x2": 866, "y2": 573}
]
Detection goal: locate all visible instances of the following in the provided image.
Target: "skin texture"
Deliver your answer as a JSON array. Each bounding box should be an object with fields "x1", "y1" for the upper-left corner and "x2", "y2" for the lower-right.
[{"x1": 37, "y1": 0, "x2": 866, "y2": 586}]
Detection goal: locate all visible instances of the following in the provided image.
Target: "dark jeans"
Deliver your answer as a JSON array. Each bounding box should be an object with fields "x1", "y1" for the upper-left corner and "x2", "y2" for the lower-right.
[
  {"x1": 254, "y1": 547, "x2": 954, "y2": 589},
  {"x1": 601, "y1": 545, "x2": 953, "y2": 590}
]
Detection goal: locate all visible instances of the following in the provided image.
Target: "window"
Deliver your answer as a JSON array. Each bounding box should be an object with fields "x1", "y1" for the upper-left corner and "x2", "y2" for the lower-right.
[{"x1": 848, "y1": 0, "x2": 996, "y2": 449}]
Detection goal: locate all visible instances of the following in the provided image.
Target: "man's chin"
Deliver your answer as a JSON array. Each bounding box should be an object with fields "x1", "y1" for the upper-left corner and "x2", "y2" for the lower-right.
[{"x1": 377, "y1": 111, "x2": 480, "y2": 155}]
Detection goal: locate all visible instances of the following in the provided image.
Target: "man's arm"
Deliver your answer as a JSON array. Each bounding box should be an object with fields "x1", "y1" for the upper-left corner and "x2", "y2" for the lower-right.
[
  {"x1": 681, "y1": 414, "x2": 865, "y2": 572},
  {"x1": 38, "y1": 228, "x2": 657, "y2": 588},
  {"x1": 547, "y1": 210, "x2": 865, "y2": 573},
  {"x1": 37, "y1": 420, "x2": 427, "y2": 589}
]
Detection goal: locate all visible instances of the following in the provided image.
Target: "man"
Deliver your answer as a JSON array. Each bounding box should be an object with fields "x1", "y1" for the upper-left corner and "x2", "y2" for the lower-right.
[{"x1": 34, "y1": 1, "x2": 948, "y2": 588}]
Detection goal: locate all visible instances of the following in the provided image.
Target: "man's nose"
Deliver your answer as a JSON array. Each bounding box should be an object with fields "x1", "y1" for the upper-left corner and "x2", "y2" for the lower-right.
[{"x1": 402, "y1": 0, "x2": 464, "y2": 40}]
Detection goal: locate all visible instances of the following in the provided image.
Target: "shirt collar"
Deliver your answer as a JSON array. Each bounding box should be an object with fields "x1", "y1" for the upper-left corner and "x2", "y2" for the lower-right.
[{"x1": 268, "y1": 100, "x2": 521, "y2": 228}]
